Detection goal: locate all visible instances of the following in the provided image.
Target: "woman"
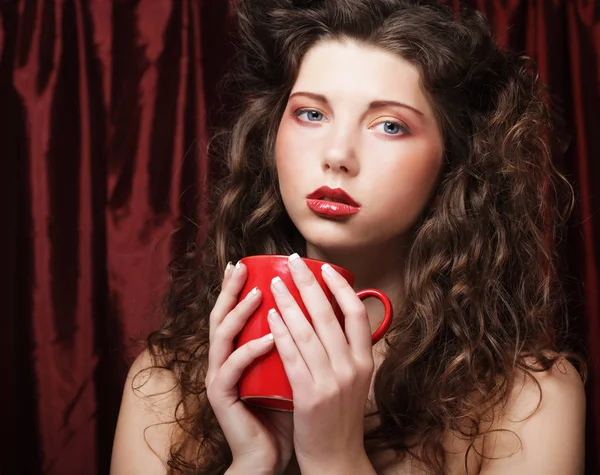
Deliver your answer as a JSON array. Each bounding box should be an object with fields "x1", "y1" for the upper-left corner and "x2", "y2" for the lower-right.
[{"x1": 111, "y1": 0, "x2": 586, "y2": 473}]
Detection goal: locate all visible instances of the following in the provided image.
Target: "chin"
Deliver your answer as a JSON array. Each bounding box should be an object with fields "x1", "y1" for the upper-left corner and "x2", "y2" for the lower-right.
[
  {"x1": 294, "y1": 217, "x2": 372, "y2": 252},
  {"x1": 307, "y1": 238, "x2": 365, "y2": 254},
  {"x1": 297, "y1": 216, "x2": 411, "y2": 257}
]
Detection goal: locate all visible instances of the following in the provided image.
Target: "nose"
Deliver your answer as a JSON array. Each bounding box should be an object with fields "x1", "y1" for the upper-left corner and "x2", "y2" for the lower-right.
[{"x1": 321, "y1": 127, "x2": 359, "y2": 176}]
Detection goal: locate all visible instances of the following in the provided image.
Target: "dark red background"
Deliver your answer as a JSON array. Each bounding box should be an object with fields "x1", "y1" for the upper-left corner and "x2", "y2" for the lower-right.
[{"x1": 2, "y1": 1, "x2": 598, "y2": 474}]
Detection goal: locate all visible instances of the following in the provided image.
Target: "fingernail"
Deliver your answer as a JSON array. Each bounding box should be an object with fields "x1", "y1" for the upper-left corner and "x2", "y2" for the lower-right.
[
  {"x1": 262, "y1": 332, "x2": 274, "y2": 342},
  {"x1": 224, "y1": 261, "x2": 232, "y2": 276},
  {"x1": 267, "y1": 308, "x2": 280, "y2": 324},
  {"x1": 271, "y1": 277, "x2": 287, "y2": 295},
  {"x1": 321, "y1": 263, "x2": 336, "y2": 277},
  {"x1": 235, "y1": 260, "x2": 242, "y2": 270},
  {"x1": 245, "y1": 287, "x2": 260, "y2": 299},
  {"x1": 288, "y1": 253, "x2": 303, "y2": 270}
]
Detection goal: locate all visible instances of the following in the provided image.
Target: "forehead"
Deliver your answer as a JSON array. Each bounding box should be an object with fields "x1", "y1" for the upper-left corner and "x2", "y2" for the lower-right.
[{"x1": 291, "y1": 39, "x2": 430, "y2": 111}]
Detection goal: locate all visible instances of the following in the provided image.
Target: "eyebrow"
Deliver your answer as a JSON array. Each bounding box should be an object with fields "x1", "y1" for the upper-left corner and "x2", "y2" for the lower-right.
[{"x1": 289, "y1": 91, "x2": 424, "y2": 117}]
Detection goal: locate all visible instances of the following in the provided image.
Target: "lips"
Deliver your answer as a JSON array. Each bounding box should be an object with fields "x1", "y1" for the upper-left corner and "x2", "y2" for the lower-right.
[
  {"x1": 305, "y1": 186, "x2": 361, "y2": 218},
  {"x1": 306, "y1": 186, "x2": 361, "y2": 207}
]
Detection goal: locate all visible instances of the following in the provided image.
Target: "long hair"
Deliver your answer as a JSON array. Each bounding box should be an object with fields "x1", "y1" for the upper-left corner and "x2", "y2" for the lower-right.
[{"x1": 142, "y1": 1, "x2": 583, "y2": 473}]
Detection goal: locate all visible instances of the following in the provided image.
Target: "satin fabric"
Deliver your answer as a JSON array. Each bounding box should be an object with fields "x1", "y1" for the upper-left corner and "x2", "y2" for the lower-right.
[{"x1": 1, "y1": 1, "x2": 598, "y2": 473}]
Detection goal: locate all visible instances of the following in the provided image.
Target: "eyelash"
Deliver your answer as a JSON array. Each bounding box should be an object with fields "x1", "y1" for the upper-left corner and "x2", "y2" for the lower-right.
[
  {"x1": 293, "y1": 109, "x2": 325, "y2": 122},
  {"x1": 292, "y1": 108, "x2": 410, "y2": 136}
]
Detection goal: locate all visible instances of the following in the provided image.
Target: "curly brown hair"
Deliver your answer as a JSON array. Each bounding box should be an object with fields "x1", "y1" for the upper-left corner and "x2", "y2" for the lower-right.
[{"x1": 141, "y1": 0, "x2": 584, "y2": 473}]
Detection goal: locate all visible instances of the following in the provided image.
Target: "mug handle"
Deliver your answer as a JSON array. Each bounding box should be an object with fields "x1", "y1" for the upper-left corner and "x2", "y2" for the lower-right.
[{"x1": 355, "y1": 289, "x2": 393, "y2": 344}]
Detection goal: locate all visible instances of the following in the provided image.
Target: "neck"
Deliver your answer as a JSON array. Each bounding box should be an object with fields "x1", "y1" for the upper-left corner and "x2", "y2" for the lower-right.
[{"x1": 305, "y1": 241, "x2": 406, "y2": 334}]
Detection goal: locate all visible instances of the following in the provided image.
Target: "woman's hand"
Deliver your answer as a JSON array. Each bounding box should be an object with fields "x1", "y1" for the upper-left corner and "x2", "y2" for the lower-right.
[
  {"x1": 266, "y1": 254, "x2": 376, "y2": 473},
  {"x1": 206, "y1": 262, "x2": 294, "y2": 475}
]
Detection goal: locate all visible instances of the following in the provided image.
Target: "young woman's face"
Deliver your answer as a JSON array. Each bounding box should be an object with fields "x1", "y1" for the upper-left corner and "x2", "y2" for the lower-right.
[{"x1": 275, "y1": 40, "x2": 444, "y2": 254}]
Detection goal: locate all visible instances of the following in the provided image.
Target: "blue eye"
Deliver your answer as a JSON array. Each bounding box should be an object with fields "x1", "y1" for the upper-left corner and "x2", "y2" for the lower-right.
[
  {"x1": 374, "y1": 120, "x2": 408, "y2": 135},
  {"x1": 294, "y1": 109, "x2": 325, "y2": 122}
]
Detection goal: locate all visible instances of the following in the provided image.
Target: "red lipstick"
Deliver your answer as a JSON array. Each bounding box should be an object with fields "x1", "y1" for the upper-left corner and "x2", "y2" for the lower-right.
[{"x1": 306, "y1": 186, "x2": 361, "y2": 218}]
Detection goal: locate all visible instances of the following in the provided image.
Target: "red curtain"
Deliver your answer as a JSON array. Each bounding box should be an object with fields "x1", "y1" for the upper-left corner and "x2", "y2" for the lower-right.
[{"x1": 2, "y1": 1, "x2": 598, "y2": 474}]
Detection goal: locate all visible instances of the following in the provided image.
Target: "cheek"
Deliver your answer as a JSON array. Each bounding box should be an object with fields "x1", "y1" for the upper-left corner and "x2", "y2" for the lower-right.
[
  {"x1": 275, "y1": 118, "x2": 308, "y2": 180},
  {"x1": 275, "y1": 120, "x2": 302, "y2": 196},
  {"x1": 370, "y1": 142, "x2": 443, "y2": 211}
]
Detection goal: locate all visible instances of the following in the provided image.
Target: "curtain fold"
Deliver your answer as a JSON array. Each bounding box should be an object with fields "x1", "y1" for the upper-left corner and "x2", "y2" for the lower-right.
[{"x1": 2, "y1": 1, "x2": 598, "y2": 474}]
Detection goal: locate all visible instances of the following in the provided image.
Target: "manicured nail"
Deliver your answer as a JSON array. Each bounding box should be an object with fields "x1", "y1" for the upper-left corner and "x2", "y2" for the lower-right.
[
  {"x1": 245, "y1": 287, "x2": 260, "y2": 299},
  {"x1": 235, "y1": 260, "x2": 242, "y2": 270},
  {"x1": 262, "y1": 333, "x2": 274, "y2": 342},
  {"x1": 321, "y1": 263, "x2": 336, "y2": 277},
  {"x1": 267, "y1": 308, "x2": 280, "y2": 324},
  {"x1": 271, "y1": 276, "x2": 287, "y2": 295},
  {"x1": 224, "y1": 261, "x2": 232, "y2": 276},
  {"x1": 288, "y1": 253, "x2": 303, "y2": 270}
]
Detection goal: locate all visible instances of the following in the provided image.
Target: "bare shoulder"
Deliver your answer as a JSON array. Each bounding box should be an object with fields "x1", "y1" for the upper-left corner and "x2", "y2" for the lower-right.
[
  {"x1": 481, "y1": 357, "x2": 586, "y2": 475},
  {"x1": 110, "y1": 348, "x2": 183, "y2": 475}
]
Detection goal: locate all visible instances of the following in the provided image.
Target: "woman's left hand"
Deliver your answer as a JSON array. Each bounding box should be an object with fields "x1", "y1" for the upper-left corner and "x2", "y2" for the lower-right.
[{"x1": 266, "y1": 253, "x2": 375, "y2": 473}]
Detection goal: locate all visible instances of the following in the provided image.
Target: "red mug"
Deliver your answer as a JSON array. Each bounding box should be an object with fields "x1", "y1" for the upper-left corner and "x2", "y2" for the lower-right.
[{"x1": 235, "y1": 254, "x2": 393, "y2": 411}]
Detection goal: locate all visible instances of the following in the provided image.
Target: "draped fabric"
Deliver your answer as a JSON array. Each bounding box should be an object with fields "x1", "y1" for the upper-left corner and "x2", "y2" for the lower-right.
[{"x1": 2, "y1": 1, "x2": 598, "y2": 474}]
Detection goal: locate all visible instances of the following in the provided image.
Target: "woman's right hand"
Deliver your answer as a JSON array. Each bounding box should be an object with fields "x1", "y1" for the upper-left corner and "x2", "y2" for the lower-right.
[{"x1": 205, "y1": 261, "x2": 294, "y2": 475}]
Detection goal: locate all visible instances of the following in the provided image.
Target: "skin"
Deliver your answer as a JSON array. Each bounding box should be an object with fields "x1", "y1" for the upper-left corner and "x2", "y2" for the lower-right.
[
  {"x1": 270, "y1": 39, "x2": 444, "y2": 473},
  {"x1": 110, "y1": 40, "x2": 585, "y2": 475},
  {"x1": 275, "y1": 40, "x2": 444, "y2": 326}
]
